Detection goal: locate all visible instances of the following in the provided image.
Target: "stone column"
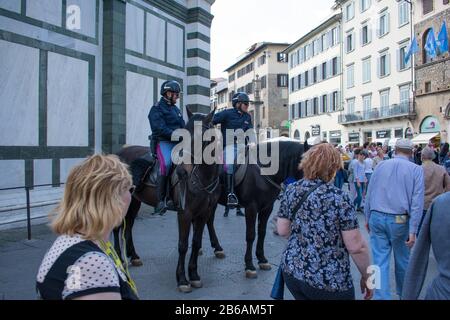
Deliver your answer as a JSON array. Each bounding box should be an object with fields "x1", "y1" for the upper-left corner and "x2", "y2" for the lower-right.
[
  {"x1": 185, "y1": 0, "x2": 215, "y2": 114},
  {"x1": 102, "y1": 0, "x2": 126, "y2": 153}
]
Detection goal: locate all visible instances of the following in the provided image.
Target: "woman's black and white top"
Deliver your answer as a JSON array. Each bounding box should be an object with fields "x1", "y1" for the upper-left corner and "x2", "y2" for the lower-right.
[{"x1": 36, "y1": 234, "x2": 137, "y2": 300}]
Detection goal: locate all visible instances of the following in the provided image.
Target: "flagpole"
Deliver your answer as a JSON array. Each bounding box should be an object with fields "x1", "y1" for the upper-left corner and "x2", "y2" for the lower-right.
[{"x1": 405, "y1": 0, "x2": 415, "y2": 114}]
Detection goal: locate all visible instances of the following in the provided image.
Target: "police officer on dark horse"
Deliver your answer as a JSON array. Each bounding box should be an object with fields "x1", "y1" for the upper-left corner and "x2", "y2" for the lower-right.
[
  {"x1": 212, "y1": 92, "x2": 253, "y2": 213},
  {"x1": 148, "y1": 80, "x2": 185, "y2": 215},
  {"x1": 114, "y1": 81, "x2": 225, "y2": 285}
]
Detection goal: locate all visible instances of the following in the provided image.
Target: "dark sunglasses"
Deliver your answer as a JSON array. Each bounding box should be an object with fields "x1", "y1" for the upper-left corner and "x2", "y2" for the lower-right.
[
  {"x1": 129, "y1": 186, "x2": 136, "y2": 194},
  {"x1": 241, "y1": 102, "x2": 249, "y2": 106}
]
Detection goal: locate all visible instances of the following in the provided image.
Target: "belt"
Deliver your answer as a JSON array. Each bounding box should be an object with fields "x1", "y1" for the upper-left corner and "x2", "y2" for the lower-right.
[{"x1": 371, "y1": 210, "x2": 408, "y2": 217}]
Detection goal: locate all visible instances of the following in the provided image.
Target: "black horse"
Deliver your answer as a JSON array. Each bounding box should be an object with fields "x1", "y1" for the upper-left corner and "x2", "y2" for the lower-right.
[
  {"x1": 213, "y1": 138, "x2": 307, "y2": 278},
  {"x1": 113, "y1": 109, "x2": 224, "y2": 292}
]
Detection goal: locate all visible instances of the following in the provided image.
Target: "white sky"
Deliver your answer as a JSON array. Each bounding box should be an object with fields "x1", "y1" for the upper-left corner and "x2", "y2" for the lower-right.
[{"x1": 210, "y1": 0, "x2": 337, "y2": 79}]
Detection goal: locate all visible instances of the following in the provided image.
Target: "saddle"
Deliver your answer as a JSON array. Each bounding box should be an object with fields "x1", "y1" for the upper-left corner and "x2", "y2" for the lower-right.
[
  {"x1": 129, "y1": 152, "x2": 184, "y2": 209},
  {"x1": 129, "y1": 153, "x2": 159, "y2": 187},
  {"x1": 219, "y1": 145, "x2": 250, "y2": 188}
]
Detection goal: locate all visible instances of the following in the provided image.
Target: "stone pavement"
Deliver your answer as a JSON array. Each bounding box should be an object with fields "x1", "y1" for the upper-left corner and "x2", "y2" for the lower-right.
[{"x1": 0, "y1": 201, "x2": 438, "y2": 300}]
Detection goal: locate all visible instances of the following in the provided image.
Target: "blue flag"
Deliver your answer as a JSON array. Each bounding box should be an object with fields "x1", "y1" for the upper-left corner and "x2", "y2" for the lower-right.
[
  {"x1": 437, "y1": 21, "x2": 449, "y2": 54},
  {"x1": 405, "y1": 37, "x2": 418, "y2": 65},
  {"x1": 424, "y1": 27, "x2": 437, "y2": 58}
]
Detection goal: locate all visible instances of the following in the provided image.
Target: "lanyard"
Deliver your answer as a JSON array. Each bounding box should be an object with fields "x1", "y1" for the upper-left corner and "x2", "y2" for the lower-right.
[{"x1": 98, "y1": 240, "x2": 139, "y2": 297}]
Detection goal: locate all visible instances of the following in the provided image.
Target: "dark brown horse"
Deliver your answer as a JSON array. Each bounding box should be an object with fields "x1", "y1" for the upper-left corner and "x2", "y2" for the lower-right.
[
  {"x1": 113, "y1": 109, "x2": 224, "y2": 292},
  {"x1": 214, "y1": 138, "x2": 307, "y2": 278}
]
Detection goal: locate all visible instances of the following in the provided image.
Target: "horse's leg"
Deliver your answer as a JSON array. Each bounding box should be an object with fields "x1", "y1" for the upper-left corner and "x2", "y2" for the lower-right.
[
  {"x1": 206, "y1": 203, "x2": 225, "y2": 259},
  {"x1": 188, "y1": 215, "x2": 207, "y2": 288},
  {"x1": 256, "y1": 204, "x2": 273, "y2": 271},
  {"x1": 244, "y1": 204, "x2": 258, "y2": 279},
  {"x1": 125, "y1": 197, "x2": 142, "y2": 266},
  {"x1": 176, "y1": 209, "x2": 192, "y2": 293}
]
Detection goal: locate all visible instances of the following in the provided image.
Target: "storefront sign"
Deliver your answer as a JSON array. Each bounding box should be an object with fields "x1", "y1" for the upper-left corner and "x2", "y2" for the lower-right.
[
  {"x1": 420, "y1": 116, "x2": 441, "y2": 133},
  {"x1": 376, "y1": 130, "x2": 391, "y2": 139},
  {"x1": 311, "y1": 125, "x2": 321, "y2": 136}
]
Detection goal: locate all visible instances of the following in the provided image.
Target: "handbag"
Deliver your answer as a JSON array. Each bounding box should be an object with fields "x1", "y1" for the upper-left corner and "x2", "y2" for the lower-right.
[{"x1": 270, "y1": 181, "x2": 324, "y2": 300}]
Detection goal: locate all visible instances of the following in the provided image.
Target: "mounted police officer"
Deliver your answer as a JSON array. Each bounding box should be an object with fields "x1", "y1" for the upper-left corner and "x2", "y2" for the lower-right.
[
  {"x1": 148, "y1": 80, "x2": 185, "y2": 215},
  {"x1": 213, "y1": 92, "x2": 253, "y2": 208}
]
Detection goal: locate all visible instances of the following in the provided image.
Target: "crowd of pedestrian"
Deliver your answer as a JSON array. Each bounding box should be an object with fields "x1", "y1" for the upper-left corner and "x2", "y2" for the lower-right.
[{"x1": 276, "y1": 139, "x2": 450, "y2": 300}]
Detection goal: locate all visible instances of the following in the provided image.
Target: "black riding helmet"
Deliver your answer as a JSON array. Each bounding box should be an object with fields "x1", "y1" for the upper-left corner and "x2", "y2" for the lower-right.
[
  {"x1": 232, "y1": 92, "x2": 251, "y2": 108},
  {"x1": 160, "y1": 80, "x2": 182, "y2": 96}
]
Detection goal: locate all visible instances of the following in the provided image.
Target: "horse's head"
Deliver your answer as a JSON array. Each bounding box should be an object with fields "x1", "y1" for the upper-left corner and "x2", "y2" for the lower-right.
[
  {"x1": 184, "y1": 107, "x2": 216, "y2": 136},
  {"x1": 175, "y1": 107, "x2": 220, "y2": 195}
]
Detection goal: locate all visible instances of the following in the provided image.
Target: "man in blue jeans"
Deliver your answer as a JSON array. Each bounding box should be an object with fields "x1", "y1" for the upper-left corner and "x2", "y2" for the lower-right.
[{"x1": 364, "y1": 139, "x2": 424, "y2": 300}]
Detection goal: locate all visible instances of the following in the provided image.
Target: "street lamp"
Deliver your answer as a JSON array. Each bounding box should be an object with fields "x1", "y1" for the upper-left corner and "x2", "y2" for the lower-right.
[{"x1": 252, "y1": 75, "x2": 263, "y2": 130}]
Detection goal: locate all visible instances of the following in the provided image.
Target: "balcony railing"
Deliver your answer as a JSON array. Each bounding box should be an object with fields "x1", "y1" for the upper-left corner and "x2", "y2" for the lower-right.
[{"x1": 338, "y1": 102, "x2": 415, "y2": 124}]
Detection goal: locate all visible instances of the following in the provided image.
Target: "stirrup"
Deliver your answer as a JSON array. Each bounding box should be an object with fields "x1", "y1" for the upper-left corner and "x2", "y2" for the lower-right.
[
  {"x1": 154, "y1": 201, "x2": 167, "y2": 216},
  {"x1": 227, "y1": 193, "x2": 239, "y2": 207},
  {"x1": 166, "y1": 199, "x2": 176, "y2": 211}
]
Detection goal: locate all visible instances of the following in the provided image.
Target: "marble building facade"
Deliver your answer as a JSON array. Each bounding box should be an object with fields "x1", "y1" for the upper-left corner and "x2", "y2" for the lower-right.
[{"x1": 0, "y1": 0, "x2": 214, "y2": 225}]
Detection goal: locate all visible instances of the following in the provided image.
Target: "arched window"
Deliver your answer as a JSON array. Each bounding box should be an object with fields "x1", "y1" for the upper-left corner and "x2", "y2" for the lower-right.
[
  {"x1": 294, "y1": 130, "x2": 300, "y2": 140},
  {"x1": 305, "y1": 131, "x2": 311, "y2": 141},
  {"x1": 445, "y1": 103, "x2": 450, "y2": 119},
  {"x1": 423, "y1": 28, "x2": 433, "y2": 64}
]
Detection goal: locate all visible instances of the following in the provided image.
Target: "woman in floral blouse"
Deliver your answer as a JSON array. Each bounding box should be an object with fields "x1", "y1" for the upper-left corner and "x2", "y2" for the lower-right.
[{"x1": 277, "y1": 143, "x2": 373, "y2": 300}]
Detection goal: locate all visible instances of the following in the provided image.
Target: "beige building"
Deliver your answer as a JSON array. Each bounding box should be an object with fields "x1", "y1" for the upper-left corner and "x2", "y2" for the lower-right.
[
  {"x1": 210, "y1": 77, "x2": 227, "y2": 111},
  {"x1": 285, "y1": 13, "x2": 344, "y2": 145},
  {"x1": 225, "y1": 42, "x2": 290, "y2": 139},
  {"x1": 337, "y1": 0, "x2": 415, "y2": 146},
  {"x1": 412, "y1": 0, "x2": 450, "y2": 145}
]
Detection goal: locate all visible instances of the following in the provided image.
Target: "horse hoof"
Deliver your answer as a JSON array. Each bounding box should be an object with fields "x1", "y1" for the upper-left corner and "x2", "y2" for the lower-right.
[
  {"x1": 177, "y1": 284, "x2": 192, "y2": 293},
  {"x1": 258, "y1": 263, "x2": 272, "y2": 271},
  {"x1": 131, "y1": 259, "x2": 143, "y2": 267},
  {"x1": 190, "y1": 280, "x2": 203, "y2": 288},
  {"x1": 198, "y1": 249, "x2": 203, "y2": 256},
  {"x1": 245, "y1": 269, "x2": 258, "y2": 279},
  {"x1": 214, "y1": 251, "x2": 226, "y2": 259}
]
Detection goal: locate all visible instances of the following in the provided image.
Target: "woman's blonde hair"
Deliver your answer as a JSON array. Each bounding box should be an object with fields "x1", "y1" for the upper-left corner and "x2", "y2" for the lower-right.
[
  {"x1": 51, "y1": 154, "x2": 132, "y2": 240},
  {"x1": 299, "y1": 143, "x2": 342, "y2": 183}
]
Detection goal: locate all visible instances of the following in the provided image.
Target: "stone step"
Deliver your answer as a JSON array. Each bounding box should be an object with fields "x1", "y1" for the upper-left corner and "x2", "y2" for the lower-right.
[
  {"x1": 0, "y1": 187, "x2": 63, "y2": 228},
  {"x1": 0, "y1": 187, "x2": 63, "y2": 212}
]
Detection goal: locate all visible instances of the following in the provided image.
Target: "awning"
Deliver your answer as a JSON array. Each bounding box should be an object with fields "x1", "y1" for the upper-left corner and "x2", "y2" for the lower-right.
[
  {"x1": 388, "y1": 138, "x2": 399, "y2": 147},
  {"x1": 307, "y1": 136, "x2": 322, "y2": 145},
  {"x1": 411, "y1": 132, "x2": 439, "y2": 144}
]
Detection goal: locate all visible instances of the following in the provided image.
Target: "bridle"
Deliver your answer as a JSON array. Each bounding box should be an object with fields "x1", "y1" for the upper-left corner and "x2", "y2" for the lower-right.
[{"x1": 179, "y1": 122, "x2": 220, "y2": 195}]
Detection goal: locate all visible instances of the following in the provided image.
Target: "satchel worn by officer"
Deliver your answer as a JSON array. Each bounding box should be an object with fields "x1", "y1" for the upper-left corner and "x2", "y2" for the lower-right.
[{"x1": 271, "y1": 181, "x2": 324, "y2": 300}]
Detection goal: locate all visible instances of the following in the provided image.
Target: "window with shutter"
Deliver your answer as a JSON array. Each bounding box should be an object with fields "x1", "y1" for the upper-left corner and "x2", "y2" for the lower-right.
[{"x1": 422, "y1": 0, "x2": 433, "y2": 15}]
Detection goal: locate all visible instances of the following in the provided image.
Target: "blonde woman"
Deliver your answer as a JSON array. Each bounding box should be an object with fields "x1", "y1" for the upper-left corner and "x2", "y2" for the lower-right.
[
  {"x1": 36, "y1": 154, "x2": 138, "y2": 300},
  {"x1": 277, "y1": 143, "x2": 372, "y2": 300}
]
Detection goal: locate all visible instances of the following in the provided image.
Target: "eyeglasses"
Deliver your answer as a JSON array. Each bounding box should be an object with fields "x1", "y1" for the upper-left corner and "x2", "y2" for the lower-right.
[
  {"x1": 129, "y1": 186, "x2": 136, "y2": 194},
  {"x1": 241, "y1": 102, "x2": 249, "y2": 106}
]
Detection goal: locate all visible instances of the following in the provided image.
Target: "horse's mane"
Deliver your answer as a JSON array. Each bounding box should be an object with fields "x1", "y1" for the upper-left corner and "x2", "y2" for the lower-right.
[{"x1": 256, "y1": 139, "x2": 305, "y2": 181}]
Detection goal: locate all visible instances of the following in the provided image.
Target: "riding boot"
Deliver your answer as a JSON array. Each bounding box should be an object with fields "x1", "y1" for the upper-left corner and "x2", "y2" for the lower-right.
[
  {"x1": 165, "y1": 175, "x2": 176, "y2": 211},
  {"x1": 155, "y1": 175, "x2": 168, "y2": 215},
  {"x1": 226, "y1": 173, "x2": 239, "y2": 208},
  {"x1": 236, "y1": 206, "x2": 245, "y2": 217}
]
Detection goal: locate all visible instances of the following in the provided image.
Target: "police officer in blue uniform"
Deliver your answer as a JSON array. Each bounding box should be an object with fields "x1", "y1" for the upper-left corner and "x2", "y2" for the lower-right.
[
  {"x1": 148, "y1": 80, "x2": 185, "y2": 215},
  {"x1": 213, "y1": 92, "x2": 253, "y2": 208}
]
